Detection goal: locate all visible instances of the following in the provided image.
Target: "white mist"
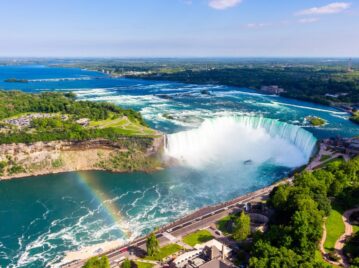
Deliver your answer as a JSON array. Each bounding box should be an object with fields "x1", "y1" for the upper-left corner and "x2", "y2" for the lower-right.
[{"x1": 165, "y1": 116, "x2": 317, "y2": 169}]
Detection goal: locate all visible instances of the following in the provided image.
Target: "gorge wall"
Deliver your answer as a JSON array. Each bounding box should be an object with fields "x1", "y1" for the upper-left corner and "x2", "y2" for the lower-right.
[{"x1": 0, "y1": 136, "x2": 164, "y2": 180}]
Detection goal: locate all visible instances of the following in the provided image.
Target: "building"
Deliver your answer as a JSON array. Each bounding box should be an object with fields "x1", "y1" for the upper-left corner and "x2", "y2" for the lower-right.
[
  {"x1": 260, "y1": 85, "x2": 285, "y2": 95},
  {"x1": 76, "y1": 118, "x2": 90, "y2": 127},
  {"x1": 170, "y1": 239, "x2": 233, "y2": 268},
  {"x1": 324, "y1": 137, "x2": 359, "y2": 155},
  {"x1": 194, "y1": 240, "x2": 231, "y2": 258},
  {"x1": 198, "y1": 259, "x2": 232, "y2": 268}
]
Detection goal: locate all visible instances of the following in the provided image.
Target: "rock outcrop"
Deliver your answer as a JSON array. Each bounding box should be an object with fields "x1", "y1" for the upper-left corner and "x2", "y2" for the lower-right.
[{"x1": 0, "y1": 136, "x2": 164, "y2": 180}]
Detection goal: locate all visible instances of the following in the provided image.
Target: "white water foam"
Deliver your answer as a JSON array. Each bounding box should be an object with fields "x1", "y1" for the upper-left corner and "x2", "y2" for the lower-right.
[{"x1": 165, "y1": 116, "x2": 317, "y2": 169}]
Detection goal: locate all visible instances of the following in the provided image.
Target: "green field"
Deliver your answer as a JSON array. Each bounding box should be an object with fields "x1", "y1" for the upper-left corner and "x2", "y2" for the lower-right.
[
  {"x1": 135, "y1": 261, "x2": 154, "y2": 268},
  {"x1": 324, "y1": 209, "x2": 345, "y2": 253},
  {"x1": 144, "y1": 244, "x2": 182, "y2": 261},
  {"x1": 89, "y1": 115, "x2": 157, "y2": 136},
  {"x1": 182, "y1": 230, "x2": 213, "y2": 247}
]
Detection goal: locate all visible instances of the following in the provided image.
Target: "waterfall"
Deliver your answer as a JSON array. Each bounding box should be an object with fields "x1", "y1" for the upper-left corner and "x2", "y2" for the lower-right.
[{"x1": 165, "y1": 116, "x2": 317, "y2": 169}]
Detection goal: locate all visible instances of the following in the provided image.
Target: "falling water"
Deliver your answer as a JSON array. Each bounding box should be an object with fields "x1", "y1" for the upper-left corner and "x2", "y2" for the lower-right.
[{"x1": 165, "y1": 116, "x2": 317, "y2": 169}]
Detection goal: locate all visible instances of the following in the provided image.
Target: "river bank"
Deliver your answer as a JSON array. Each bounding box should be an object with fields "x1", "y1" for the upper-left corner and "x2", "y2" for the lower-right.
[
  {"x1": 60, "y1": 139, "x2": 352, "y2": 268},
  {"x1": 0, "y1": 136, "x2": 165, "y2": 180},
  {"x1": 2, "y1": 65, "x2": 359, "y2": 268}
]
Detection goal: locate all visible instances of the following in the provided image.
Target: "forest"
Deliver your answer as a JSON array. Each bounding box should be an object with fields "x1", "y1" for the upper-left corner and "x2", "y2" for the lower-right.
[
  {"x1": 68, "y1": 58, "x2": 359, "y2": 107},
  {"x1": 137, "y1": 66, "x2": 359, "y2": 106},
  {"x1": 0, "y1": 91, "x2": 152, "y2": 144},
  {"x1": 0, "y1": 90, "x2": 145, "y2": 123},
  {"x1": 249, "y1": 157, "x2": 359, "y2": 267}
]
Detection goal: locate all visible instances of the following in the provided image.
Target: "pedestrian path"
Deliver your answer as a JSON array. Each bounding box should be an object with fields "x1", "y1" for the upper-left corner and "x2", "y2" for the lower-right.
[{"x1": 162, "y1": 232, "x2": 193, "y2": 250}]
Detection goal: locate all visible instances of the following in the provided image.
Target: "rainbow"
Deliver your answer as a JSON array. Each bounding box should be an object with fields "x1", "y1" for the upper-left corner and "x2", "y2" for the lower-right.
[{"x1": 75, "y1": 171, "x2": 131, "y2": 238}]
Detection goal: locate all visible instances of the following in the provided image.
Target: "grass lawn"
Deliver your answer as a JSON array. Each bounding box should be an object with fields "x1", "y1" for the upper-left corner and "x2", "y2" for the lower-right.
[
  {"x1": 315, "y1": 250, "x2": 338, "y2": 268},
  {"x1": 353, "y1": 224, "x2": 359, "y2": 234},
  {"x1": 89, "y1": 115, "x2": 157, "y2": 137},
  {"x1": 144, "y1": 244, "x2": 182, "y2": 261},
  {"x1": 182, "y1": 230, "x2": 214, "y2": 247},
  {"x1": 135, "y1": 261, "x2": 154, "y2": 268},
  {"x1": 324, "y1": 208, "x2": 345, "y2": 253}
]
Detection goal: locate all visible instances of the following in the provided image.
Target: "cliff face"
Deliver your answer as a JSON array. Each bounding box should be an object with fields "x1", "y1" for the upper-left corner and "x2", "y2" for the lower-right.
[{"x1": 0, "y1": 136, "x2": 165, "y2": 180}]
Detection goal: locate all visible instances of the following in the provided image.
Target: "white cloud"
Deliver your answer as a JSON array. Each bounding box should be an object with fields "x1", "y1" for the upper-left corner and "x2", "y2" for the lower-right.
[
  {"x1": 208, "y1": 0, "x2": 243, "y2": 10},
  {"x1": 246, "y1": 23, "x2": 270, "y2": 29},
  {"x1": 296, "y1": 2, "x2": 351, "y2": 16},
  {"x1": 298, "y1": 18, "x2": 320, "y2": 24}
]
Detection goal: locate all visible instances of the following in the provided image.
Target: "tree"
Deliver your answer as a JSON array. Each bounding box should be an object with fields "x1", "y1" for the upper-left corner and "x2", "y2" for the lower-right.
[
  {"x1": 121, "y1": 259, "x2": 132, "y2": 268},
  {"x1": 233, "y1": 211, "x2": 251, "y2": 241},
  {"x1": 83, "y1": 256, "x2": 110, "y2": 268},
  {"x1": 146, "y1": 232, "x2": 159, "y2": 256},
  {"x1": 249, "y1": 241, "x2": 304, "y2": 268}
]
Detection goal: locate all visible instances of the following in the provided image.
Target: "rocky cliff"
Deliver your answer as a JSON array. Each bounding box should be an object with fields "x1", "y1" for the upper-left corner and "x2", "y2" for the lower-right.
[{"x1": 0, "y1": 136, "x2": 165, "y2": 180}]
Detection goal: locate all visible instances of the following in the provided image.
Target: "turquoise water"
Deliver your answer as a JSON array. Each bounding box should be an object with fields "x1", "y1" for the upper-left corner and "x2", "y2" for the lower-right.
[{"x1": 0, "y1": 65, "x2": 358, "y2": 267}]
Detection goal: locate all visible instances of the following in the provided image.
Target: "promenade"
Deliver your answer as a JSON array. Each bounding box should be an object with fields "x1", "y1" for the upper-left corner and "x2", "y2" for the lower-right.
[
  {"x1": 61, "y1": 141, "x2": 339, "y2": 268},
  {"x1": 60, "y1": 176, "x2": 288, "y2": 268}
]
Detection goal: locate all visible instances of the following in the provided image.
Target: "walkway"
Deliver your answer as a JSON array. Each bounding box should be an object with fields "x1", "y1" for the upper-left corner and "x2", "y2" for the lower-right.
[
  {"x1": 307, "y1": 143, "x2": 347, "y2": 171},
  {"x1": 162, "y1": 232, "x2": 193, "y2": 250},
  {"x1": 335, "y1": 208, "x2": 359, "y2": 267},
  {"x1": 320, "y1": 208, "x2": 359, "y2": 267}
]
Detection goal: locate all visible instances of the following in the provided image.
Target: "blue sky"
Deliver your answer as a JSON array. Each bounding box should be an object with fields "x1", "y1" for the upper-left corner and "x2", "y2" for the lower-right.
[{"x1": 0, "y1": 0, "x2": 358, "y2": 57}]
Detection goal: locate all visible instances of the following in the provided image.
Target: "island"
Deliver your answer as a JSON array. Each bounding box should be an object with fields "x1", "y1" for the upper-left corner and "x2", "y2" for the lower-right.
[
  {"x1": 350, "y1": 111, "x2": 359, "y2": 124},
  {"x1": 0, "y1": 91, "x2": 164, "y2": 179},
  {"x1": 4, "y1": 78, "x2": 29, "y2": 83},
  {"x1": 306, "y1": 116, "x2": 326, "y2": 126}
]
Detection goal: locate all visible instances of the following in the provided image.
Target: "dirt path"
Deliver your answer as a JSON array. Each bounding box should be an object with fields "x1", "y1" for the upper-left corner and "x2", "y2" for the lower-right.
[
  {"x1": 319, "y1": 221, "x2": 341, "y2": 267},
  {"x1": 319, "y1": 208, "x2": 359, "y2": 267},
  {"x1": 319, "y1": 222, "x2": 327, "y2": 255},
  {"x1": 335, "y1": 208, "x2": 359, "y2": 267}
]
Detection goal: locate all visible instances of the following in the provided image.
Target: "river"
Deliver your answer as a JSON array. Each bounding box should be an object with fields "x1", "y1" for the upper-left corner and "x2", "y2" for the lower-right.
[{"x1": 0, "y1": 65, "x2": 358, "y2": 267}]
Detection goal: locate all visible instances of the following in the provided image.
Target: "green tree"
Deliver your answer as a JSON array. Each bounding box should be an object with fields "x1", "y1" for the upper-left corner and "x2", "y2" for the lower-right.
[
  {"x1": 0, "y1": 161, "x2": 6, "y2": 175},
  {"x1": 83, "y1": 256, "x2": 110, "y2": 268},
  {"x1": 121, "y1": 259, "x2": 132, "y2": 268},
  {"x1": 233, "y1": 211, "x2": 251, "y2": 241},
  {"x1": 146, "y1": 232, "x2": 159, "y2": 257},
  {"x1": 250, "y1": 241, "x2": 304, "y2": 268}
]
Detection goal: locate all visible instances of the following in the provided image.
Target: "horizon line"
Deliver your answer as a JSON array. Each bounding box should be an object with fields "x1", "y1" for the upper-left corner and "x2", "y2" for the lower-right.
[{"x1": 0, "y1": 56, "x2": 358, "y2": 60}]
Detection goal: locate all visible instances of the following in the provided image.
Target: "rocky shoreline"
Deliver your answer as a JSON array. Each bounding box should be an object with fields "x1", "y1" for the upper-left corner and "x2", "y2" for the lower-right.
[{"x1": 0, "y1": 136, "x2": 165, "y2": 180}]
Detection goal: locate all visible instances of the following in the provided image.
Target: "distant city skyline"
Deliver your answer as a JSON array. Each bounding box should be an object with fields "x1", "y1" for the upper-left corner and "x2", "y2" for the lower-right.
[{"x1": 0, "y1": 0, "x2": 358, "y2": 57}]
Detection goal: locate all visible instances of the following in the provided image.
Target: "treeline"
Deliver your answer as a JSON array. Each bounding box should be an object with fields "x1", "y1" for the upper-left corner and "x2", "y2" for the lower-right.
[
  {"x1": 137, "y1": 66, "x2": 359, "y2": 105},
  {"x1": 0, "y1": 117, "x2": 154, "y2": 146},
  {"x1": 249, "y1": 157, "x2": 359, "y2": 267},
  {"x1": 0, "y1": 91, "x2": 146, "y2": 125}
]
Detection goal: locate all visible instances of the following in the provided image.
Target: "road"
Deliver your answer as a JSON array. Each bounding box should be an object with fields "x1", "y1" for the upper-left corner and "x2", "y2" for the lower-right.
[
  {"x1": 61, "y1": 179, "x2": 283, "y2": 268},
  {"x1": 61, "y1": 141, "x2": 340, "y2": 268}
]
